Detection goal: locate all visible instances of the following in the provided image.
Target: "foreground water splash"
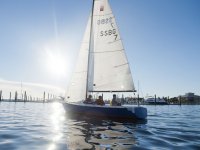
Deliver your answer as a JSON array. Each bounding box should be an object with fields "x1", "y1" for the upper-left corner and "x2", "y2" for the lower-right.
[{"x1": 0, "y1": 102, "x2": 200, "y2": 150}]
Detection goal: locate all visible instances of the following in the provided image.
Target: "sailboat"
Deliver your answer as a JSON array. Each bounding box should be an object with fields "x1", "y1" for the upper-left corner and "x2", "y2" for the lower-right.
[{"x1": 62, "y1": 0, "x2": 147, "y2": 120}]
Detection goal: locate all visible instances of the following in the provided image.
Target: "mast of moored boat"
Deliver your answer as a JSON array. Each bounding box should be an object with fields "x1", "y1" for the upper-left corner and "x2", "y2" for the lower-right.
[{"x1": 85, "y1": 0, "x2": 95, "y2": 100}]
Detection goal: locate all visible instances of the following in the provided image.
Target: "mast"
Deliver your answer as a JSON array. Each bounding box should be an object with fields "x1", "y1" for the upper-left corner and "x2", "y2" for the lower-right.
[{"x1": 85, "y1": 0, "x2": 95, "y2": 100}]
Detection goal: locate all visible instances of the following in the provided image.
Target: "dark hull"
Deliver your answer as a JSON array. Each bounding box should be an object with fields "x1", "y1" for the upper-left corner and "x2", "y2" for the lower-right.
[{"x1": 62, "y1": 102, "x2": 147, "y2": 120}]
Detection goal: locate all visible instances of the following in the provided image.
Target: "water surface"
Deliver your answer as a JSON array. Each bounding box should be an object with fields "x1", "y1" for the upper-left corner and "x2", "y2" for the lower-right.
[{"x1": 0, "y1": 102, "x2": 200, "y2": 150}]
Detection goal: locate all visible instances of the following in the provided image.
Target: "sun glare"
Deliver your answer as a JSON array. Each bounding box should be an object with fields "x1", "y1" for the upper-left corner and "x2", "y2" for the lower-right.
[{"x1": 45, "y1": 49, "x2": 68, "y2": 77}]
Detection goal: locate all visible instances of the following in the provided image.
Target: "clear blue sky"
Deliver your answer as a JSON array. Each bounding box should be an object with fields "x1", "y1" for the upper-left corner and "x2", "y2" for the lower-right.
[{"x1": 0, "y1": 0, "x2": 199, "y2": 98}]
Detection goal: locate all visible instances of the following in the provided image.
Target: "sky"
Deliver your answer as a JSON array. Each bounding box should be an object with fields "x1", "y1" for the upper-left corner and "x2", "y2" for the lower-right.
[{"x1": 0, "y1": 0, "x2": 199, "y2": 98}]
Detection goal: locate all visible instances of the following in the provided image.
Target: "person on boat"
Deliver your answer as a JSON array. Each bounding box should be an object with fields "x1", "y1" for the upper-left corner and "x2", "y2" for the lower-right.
[
  {"x1": 83, "y1": 95, "x2": 93, "y2": 104},
  {"x1": 95, "y1": 96, "x2": 105, "y2": 106},
  {"x1": 111, "y1": 94, "x2": 121, "y2": 106}
]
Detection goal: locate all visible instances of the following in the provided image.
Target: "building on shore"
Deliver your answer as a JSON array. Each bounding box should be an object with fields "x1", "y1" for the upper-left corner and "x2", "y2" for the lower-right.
[{"x1": 179, "y1": 92, "x2": 200, "y2": 104}]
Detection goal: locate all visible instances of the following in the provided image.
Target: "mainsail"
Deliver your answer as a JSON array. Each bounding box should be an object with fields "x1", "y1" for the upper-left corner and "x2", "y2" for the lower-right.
[{"x1": 66, "y1": 0, "x2": 135, "y2": 102}]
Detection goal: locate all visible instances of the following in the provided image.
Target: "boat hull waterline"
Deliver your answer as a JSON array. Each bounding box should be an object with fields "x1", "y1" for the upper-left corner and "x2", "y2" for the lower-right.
[{"x1": 62, "y1": 103, "x2": 147, "y2": 120}]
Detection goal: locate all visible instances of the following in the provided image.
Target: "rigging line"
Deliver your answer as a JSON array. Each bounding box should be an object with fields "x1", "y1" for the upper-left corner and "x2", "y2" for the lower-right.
[
  {"x1": 94, "y1": 78, "x2": 131, "y2": 88},
  {"x1": 114, "y1": 63, "x2": 129, "y2": 68},
  {"x1": 93, "y1": 49, "x2": 124, "y2": 53}
]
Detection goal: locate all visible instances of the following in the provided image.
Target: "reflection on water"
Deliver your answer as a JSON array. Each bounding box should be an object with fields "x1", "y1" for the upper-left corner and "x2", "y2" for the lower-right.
[
  {"x1": 65, "y1": 114, "x2": 146, "y2": 150},
  {"x1": 0, "y1": 102, "x2": 200, "y2": 150},
  {"x1": 48, "y1": 103, "x2": 65, "y2": 150}
]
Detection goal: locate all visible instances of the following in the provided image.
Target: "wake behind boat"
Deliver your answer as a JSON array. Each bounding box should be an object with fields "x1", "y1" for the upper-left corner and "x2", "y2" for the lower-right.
[{"x1": 62, "y1": 0, "x2": 147, "y2": 120}]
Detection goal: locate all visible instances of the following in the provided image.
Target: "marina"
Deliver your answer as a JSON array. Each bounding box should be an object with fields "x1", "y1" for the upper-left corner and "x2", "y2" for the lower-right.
[
  {"x1": 0, "y1": 0, "x2": 199, "y2": 149},
  {"x1": 0, "y1": 90, "x2": 57, "y2": 103}
]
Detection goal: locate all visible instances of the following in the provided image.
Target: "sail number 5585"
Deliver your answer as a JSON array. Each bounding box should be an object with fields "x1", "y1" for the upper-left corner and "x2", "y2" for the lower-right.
[{"x1": 100, "y1": 29, "x2": 116, "y2": 36}]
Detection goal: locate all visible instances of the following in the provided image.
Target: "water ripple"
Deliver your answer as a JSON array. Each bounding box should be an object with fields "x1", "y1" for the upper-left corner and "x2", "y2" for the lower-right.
[{"x1": 0, "y1": 102, "x2": 200, "y2": 149}]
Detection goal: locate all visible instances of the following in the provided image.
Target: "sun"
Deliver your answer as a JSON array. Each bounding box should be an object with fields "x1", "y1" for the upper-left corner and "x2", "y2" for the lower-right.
[{"x1": 45, "y1": 50, "x2": 67, "y2": 77}]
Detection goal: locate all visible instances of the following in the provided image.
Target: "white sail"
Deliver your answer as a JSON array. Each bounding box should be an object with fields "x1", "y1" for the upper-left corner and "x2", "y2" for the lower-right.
[
  {"x1": 66, "y1": 0, "x2": 135, "y2": 102},
  {"x1": 92, "y1": 0, "x2": 135, "y2": 92},
  {"x1": 66, "y1": 18, "x2": 91, "y2": 102}
]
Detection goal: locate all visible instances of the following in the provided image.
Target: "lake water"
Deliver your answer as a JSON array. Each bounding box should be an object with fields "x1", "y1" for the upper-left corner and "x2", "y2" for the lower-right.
[{"x1": 0, "y1": 102, "x2": 200, "y2": 150}]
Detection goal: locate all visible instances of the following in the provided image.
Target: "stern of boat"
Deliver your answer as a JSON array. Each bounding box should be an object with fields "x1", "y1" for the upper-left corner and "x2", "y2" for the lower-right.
[{"x1": 126, "y1": 106, "x2": 147, "y2": 119}]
